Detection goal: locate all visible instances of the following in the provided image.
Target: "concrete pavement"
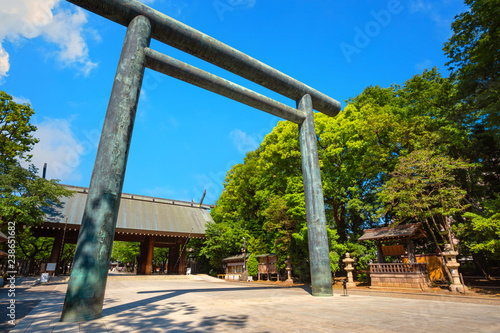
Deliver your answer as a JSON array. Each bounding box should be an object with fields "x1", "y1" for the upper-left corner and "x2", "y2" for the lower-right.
[{"x1": 3, "y1": 275, "x2": 500, "y2": 332}]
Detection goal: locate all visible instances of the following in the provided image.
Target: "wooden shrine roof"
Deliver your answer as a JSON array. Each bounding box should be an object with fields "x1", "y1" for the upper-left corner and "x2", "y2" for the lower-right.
[
  {"x1": 358, "y1": 223, "x2": 426, "y2": 242},
  {"x1": 255, "y1": 253, "x2": 278, "y2": 258},
  {"x1": 222, "y1": 253, "x2": 251, "y2": 262}
]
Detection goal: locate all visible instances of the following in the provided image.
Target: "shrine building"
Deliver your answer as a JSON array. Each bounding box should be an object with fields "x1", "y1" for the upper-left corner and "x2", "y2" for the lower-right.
[{"x1": 35, "y1": 185, "x2": 213, "y2": 275}]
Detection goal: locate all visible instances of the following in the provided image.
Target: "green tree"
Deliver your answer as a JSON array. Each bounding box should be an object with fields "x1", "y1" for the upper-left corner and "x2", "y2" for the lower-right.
[
  {"x1": 443, "y1": 1, "x2": 500, "y2": 276},
  {"x1": 0, "y1": 91, "x2": 38, "y2": 165},
  {"x1": 0, "y1": 91, "x2": 73, "y2": 229},
  {"x1": 199, "y1": 220, "x2": 245, "y2": 273},
  {"x1": 111, "y1": 241, "x2": 139, "y2": 264},
  {"x1": 0, "y1": 91, "x2": 73, "y2": 274},
  {"x1": 444, "y1": 0, "x2": 500, "y2": 130},
  {"x1": 378, "y1": 149, "x2": 471, "y2": 248},
  {"x1": 200, "y1": 67, "x2": 486, "y2": 283},
  {"x1": 246, "y1": 253, "x2": 258, "y2": 278},
  {"x1": 153, "y1": 248, "x2": 169, "y2": 266},
  {"x1": 456, "y1": 196, "x2": 500, "y2": 264},
  {"x1": 15, "y1": 228, "x2": 53, "y2": 274}
]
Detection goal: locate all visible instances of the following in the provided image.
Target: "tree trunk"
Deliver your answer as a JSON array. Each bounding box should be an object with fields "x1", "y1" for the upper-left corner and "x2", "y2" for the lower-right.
[
  {"x1": 28, "y1": 256, "x2": 36, "y2": 275},
  {"x1": 422, "y1": 217, "x2": 454, "y2": 282},
  {"x1": 472, "y1": 253, "x2": 492, "y2": 280},
  {"x1": 331, "y1": 201, "x2": 347, "y2": 242}
]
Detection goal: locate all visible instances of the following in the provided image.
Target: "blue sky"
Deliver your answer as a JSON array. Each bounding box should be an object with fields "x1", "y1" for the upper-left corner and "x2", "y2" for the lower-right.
[{"x1": 0, "y1": 0, "x2": 468, "y2": 205}]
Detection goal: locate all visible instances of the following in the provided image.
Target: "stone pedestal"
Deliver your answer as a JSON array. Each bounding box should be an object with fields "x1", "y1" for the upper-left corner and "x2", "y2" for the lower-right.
[
  {"x1": 285, "y1": 256, "x2": 293, "y2": 285},
  {"x1": 342, "y1": 253, "x2": 356, "y2": 288},
  {"x1": 442, "y1": 244, "x2": 467, "y2": 293}
]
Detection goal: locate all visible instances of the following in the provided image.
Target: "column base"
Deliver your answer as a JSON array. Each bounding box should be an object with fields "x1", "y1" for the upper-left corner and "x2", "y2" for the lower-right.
[{"x1": 449, "y1": 284, "x2": 468, "y2": 293}]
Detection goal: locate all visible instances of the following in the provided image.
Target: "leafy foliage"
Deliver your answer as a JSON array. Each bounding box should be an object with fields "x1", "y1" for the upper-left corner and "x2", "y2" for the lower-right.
[
  {"x1": 111, "y1": 241, "x2": 140, "y2": 264},
  {"x1": 457, "y1": 196, "x2": 500, "y2": 258},
  {"x1": 444, "y1": 0, "x2": 500, "y2": 131},
  {"x1": 197, "y1": 62, "x2": 497, "y2": 282},
  {"x1": 199, "y1": 221, "x2": 245, "y2": 273},
  {"x1": 0, "y1": 91, "x2": 38, "y2": 165},
  {"x1": 0, "y1": 91, "x2": 73, "y2": 274},
  {"x1": 246, "y1": 253, "x2": 259, "y2": 278}
]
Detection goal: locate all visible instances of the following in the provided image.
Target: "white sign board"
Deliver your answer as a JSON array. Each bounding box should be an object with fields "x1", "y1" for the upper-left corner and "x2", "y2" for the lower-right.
[
  {"x1": 46, "y1": 263, "x2": 57, "y2": 272},
  {"x1": 41, "y1": 273, "x2": 49, "y2": 283}
]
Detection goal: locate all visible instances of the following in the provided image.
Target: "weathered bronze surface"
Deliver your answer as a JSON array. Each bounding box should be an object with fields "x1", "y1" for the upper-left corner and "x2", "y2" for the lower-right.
[
  {"x1": 66, "y1": 0, "x2": 340, "y2": 117},
  {"x1": 60, "y1": 15, "x2": 152, "y2": 322},
  {"x1": 145, "y1": 48, "x2": 306, "y2": 124},
  {"x1": 297, "y1": 94, "x2": 333, "y2": 296}
]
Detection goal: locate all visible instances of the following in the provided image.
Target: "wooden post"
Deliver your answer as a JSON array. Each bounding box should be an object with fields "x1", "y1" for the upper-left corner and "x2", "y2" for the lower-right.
[
  {"x1": 168, "y1": 243, "x2": 180, "y2": 274},
  {"x1": 406, "y1": 238, "x2": 416, "y2": 264},
  {"x1": 48, "y1": 230, "x2": 64, "y2": 275},
  {"x1": 377, "y1": 241, "x2": 385, "y2": 263},
  {"x1": 138, "y1": 236, "x2": 155, "y2": 275},
  {"x1": 179, "y1": 238, "x2": 188, "y2": 275}
]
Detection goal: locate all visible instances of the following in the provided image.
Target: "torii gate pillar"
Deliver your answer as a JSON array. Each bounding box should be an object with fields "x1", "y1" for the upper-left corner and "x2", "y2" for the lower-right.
[
  {"x1": 60, "y1": 15, "x2": 151, "y2": 322},
  {"x1": 298, "y1": 94, "x2": 333, "y2": 296}
]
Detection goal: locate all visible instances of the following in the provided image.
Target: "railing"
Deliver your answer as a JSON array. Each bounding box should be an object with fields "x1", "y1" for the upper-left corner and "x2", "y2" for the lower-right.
[{"x1": 369, "y1": 263, "x2": 428, "y2": 274}]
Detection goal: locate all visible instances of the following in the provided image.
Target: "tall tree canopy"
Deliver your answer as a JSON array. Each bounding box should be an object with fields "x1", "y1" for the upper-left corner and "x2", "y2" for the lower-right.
[
  {"x1": 443, "y1": 0, "x2": 500, "y2": 263},
  {"x1": 194, "y1": 0, "x2": 499, "y2": 281},
  {"x1": 444, "y1": 0, "x2": 500, "y2": 130},
  {"x1": 0, "y1": 91, "x2": 72, "y2": 272}
]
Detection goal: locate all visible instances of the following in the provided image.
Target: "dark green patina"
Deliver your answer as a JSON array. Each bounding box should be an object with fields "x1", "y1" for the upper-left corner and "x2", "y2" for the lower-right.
[
  {"x1": 298, "y1": 94, "x2": 334, "y2": 296},
  {"x1": 60, "y1": 15, "x2": 151, "y2": 322},
  {"x1": 144, "y1": 48, "x2": 306, "y2": 124},
  {"x1": 62, "y1": 0, "x2": 339, "y2": 321}
]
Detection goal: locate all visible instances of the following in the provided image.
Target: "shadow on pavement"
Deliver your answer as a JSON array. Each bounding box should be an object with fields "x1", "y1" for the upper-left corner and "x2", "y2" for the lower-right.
[{"x1": 0, "y1": 300, "x2": 41, "y2": 333}]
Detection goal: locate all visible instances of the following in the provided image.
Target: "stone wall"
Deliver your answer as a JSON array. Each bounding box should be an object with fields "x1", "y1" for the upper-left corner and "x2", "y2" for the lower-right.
[{"x1": 370, "y1": 272, "x2": 430, "y2": 289}]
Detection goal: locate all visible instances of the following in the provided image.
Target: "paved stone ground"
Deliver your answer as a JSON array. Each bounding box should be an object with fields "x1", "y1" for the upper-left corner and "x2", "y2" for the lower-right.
[{"x1": 2, "y1": 275, "x2": 500, "y2": 332}]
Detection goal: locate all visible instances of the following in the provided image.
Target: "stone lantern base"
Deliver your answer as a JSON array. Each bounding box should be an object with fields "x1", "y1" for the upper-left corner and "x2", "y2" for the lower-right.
[
  {"x1": 449, "y1": 283, "x2": 468, "y2": 293},
  {"x1": 346, "y1": 281, "x2": 356, "y2": 288}
]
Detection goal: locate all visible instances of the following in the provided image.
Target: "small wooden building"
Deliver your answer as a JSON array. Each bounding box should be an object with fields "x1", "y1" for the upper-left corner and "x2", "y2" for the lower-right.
[
  {"x1": 223, "y1": 253, "x2": 250, "y2": 280},
  {"x1": 359, "y1": 223, "x2": 433, "y2": 289},
  {"x1": 256, "y1": 254, "x2": 279, "y2": 281}
]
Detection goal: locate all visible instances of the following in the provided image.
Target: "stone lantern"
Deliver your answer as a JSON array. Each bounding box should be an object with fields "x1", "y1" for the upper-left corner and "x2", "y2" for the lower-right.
[
  {"x1": 442, "y1": 244, "x2": 467, "y2": 293},
  {"x1": 285, "y1": 256, "x2": 293, "y2": 285},
  {"x1": 342, "y1": 253, "x2": 356, "y2": 288}
]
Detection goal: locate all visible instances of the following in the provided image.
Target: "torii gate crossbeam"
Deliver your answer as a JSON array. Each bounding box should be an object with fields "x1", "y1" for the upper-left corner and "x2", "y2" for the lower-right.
[{"x1": 61, "y1": 0, "x2": 341, "y2": 322}]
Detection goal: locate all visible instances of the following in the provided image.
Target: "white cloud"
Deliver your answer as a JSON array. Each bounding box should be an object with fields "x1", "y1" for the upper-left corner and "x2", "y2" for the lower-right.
[
  {"x1": 30, "y1": 118, "x2": 84, "y2": 182},
  {"x1": 12, "y1": 95, "x2": 31, "y2": 105},
  {"x1": 0, "y1": 0, "x2": 97, "y2": 81},
  {"x1": 0, "y1": 45, "x2": 9, "y2": 81},
  {"x1": 408, "y1": 0, "x2": 457, "y2": 38},
  {"x1": 410, "y1": 0, "x2": 442, "y2": 23},
  {"x1": 409, "y1": 0, "x2": 433, "y2": 13},
  {"x1": 229, "y1": 129, "x2": 259, "y2": 154}
]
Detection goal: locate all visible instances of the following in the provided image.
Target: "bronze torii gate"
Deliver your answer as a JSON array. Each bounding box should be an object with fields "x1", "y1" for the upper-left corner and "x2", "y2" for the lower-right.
[{"x1": 61, "y1": 0, "x2": 341, "y2": 322}]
